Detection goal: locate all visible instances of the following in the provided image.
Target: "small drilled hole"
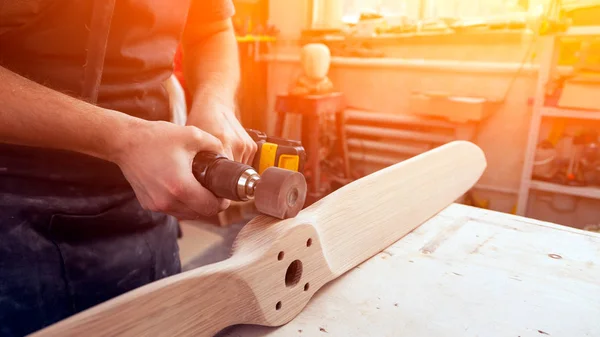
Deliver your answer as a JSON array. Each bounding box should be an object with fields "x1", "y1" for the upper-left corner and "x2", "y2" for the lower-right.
[
  {"x1": 287, "y1": 188, "x2": 299, "y2": 206},
  {"x1": 277, "y1": 251, "x2": 284, "y2": 260},
  {"x1": 304, "y1": 283, "x2": 310, "y2": 291},
  {"x1": 306, "y1": 238, "x2": 312, "y2": 247},
  {"x1": 276, "y1": 301, "x2": 282, "y2": 310},
  {"x1": 285, "y1": 260, "x2": 303, "y2": 288}
]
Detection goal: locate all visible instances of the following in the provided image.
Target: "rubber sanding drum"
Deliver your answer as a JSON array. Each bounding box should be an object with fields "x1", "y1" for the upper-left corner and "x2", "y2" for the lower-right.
[{"x1": 254, "y1": 167, "x2": 307, "y2": 219}]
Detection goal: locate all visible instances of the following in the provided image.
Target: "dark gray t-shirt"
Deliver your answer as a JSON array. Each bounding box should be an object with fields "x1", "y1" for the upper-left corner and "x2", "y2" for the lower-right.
[{"x1": 0, "y1": 0, "x2": 235, "y2": 185}]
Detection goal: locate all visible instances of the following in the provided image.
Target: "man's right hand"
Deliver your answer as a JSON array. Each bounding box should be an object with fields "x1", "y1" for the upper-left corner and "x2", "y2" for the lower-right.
[
  {"x1": 0, "y1": 66, "x2": 227, "y2": 220},
  {"x1": 113, "y1": 120, "x2": 228, "y2": 220}
]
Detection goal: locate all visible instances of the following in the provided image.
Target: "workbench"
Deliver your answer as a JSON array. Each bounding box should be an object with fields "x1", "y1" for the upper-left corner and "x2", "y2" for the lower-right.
[{"x1": 217, "y1": 203, "x2": 600, "y2": 337}]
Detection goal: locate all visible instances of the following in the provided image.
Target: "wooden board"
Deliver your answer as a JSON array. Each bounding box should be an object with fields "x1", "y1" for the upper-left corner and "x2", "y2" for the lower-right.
[
  {"x1": 222, "y1": 203, "x2": 600, "y2": 337},
  {"x1": 29, "y1": 141, "x2": 486, "y2": 337}
]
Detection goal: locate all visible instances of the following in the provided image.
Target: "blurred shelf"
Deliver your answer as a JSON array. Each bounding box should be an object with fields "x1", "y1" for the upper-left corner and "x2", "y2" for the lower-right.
[
  {"x1": 560, "y1": 25, "x2": 600, "y2": 37},
  {"x1": 517, "y1": 24, "x2": 600, "y2": 216},
  {"x1": 530, "y1": 180, "x2": 600, "y2": 200},
  {"x1": 541, "y1": 106, "x2": 600, "y2": 120},
  {"x1": 236, "y1": 35, "x2": 276, "y2": 42}
]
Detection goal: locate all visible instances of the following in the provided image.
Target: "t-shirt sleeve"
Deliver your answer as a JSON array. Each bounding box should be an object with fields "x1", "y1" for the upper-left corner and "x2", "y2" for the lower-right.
[{"x1": 189, "y1": 0, "x2": 236, "y2": 22}]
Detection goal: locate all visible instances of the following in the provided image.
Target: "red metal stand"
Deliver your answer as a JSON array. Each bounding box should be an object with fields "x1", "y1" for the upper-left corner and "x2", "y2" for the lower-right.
[{"x1": 274, "y1": 93, "x2": 350, "y2": 205}]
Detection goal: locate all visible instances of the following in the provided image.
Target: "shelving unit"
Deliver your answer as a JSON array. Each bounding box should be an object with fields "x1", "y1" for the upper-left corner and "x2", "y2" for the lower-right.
[
  {"x1": 516, "y1": 26, "x2": 600, "y2": 216},
  {"x1": 541, "y1": 107, "x2": 600, "y2": 120},
  {"x1": 529, "y1": 180, "x2": 600, "y2": 200}
]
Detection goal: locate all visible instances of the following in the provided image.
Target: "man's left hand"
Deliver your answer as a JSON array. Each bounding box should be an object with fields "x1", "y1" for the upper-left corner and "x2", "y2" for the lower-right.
[{"x1": 187, "y1": 100, "x2": 257, "y2": 165}]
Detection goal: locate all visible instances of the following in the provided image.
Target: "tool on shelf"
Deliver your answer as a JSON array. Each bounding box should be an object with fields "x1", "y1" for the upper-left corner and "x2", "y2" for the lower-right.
[
  {"x1": 192, "y1": 129, "x2": 307, "y2": 220},
  {"x1": 532, "y1": 130, "x2": 600, "y2": 187}
]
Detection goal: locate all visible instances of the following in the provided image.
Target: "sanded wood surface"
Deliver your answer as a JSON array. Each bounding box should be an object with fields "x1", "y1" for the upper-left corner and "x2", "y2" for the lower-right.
[
  {"x1": 29, "y1": 141, "x2": 486, "y2": 337},
  {"x1": 224, "y1": 203, "x2": 600, "y2": 337}
]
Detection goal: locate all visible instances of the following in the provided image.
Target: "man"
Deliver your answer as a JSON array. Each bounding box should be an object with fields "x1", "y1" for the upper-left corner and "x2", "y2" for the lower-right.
[{"x1": 0, "y1": 1, "x2": 256, "y2": 336}]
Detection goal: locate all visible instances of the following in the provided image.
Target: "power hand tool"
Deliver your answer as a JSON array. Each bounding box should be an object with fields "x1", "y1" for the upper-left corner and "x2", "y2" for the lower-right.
[{"x1": 192, "y1": 129, "x2": 307, "y2": 219}]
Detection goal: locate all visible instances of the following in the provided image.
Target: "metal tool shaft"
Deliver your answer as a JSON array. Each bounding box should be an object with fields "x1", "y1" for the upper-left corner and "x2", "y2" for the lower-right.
[{"x1": 237, "y1": 169, "x2": 260, "y2": 200}]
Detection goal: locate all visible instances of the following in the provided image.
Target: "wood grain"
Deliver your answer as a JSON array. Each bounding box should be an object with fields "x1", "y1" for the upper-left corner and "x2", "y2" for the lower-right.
[
  {"x1": 225, "y1": 204, "x2": 600, "y2": 337},
  {"x1": 29, "y1": 141, "x2": 486, "y2": 337}
]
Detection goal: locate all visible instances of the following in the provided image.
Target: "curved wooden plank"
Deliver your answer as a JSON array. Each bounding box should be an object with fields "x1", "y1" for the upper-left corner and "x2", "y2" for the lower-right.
[
  {"x1": 30, "y1": 141, "x2": 486, "y2": 337},
  {"x1": 29, "y1": 257, "x2": 258, "y2": 337},
  {"x1": 313, "y1": 140, "x2": 486, "y2": 275}
]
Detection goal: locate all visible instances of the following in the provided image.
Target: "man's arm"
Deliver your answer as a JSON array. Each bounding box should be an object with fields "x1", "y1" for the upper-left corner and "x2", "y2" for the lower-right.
[
  {"x1": 182, "y1": 19, "x2": 239, "y2": 111},
  {"x1": 181, "y1": 4, "x2": 257, "y2": 165},
  {"x1": 0, "y1": 66, "x2": 133, "y2": 162},
  {"x1": 0, "y1": 66, "x2": 227, "y2": 219}
]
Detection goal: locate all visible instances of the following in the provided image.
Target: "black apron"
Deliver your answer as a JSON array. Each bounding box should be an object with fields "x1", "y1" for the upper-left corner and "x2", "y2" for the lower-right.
[{"x1": 0, "y1": 0, "x2": 234, "y2": 335}]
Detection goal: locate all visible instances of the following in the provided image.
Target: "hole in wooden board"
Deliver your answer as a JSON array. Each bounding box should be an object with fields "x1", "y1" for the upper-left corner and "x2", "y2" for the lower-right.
[
  {"x1": 304, "y1": 283, "x2": 310, "y2": 291},
  {"x1": 306, "y1": 238, "x2": 312, "y2": 247},
  {"x1": 285, "y1": 260, "x2": 303, "y2": 287},
  {"x1": 278, "y1": 251, "x2": 284, "y2": 260},
  {"x1": 276, "y1": 301, "x2": 282, "y2": 310}
]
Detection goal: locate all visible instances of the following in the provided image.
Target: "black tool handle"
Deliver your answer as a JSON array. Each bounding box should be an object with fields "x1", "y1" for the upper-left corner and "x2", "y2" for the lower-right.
[{"x1": 192, "y1": 152, "x2": 252, "y2": 201}]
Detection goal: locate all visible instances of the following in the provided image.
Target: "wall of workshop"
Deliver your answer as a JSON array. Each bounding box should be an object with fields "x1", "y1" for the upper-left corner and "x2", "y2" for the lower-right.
[
  {"x1": 263, "y1": 1, "x2": 600, "y2": 229},
  {"x1": 265, "y1": 57, "x2": 600, "y2": 229},
  {"x1": 264, "y1": 56, "x2": 531, "y2": 211}
]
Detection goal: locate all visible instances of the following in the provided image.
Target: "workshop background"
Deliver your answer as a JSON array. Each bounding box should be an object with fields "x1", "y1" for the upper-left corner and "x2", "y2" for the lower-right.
[{"x1": 179, "y1": 0, "x2": 600, "y2": 248}]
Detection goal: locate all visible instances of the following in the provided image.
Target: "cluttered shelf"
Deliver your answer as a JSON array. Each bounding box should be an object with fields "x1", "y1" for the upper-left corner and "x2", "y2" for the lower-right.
[
  {"x1": 541, "y1": 106, "x2": 600, "y2": 120},
  {"x1": 559, "y1": 25, "x2": 600, "y2": 37},
  {"x1": 303, "y1": 11, "x2": 534, "y2": 42},
  {"x1": 301, "y1": 29, "x2": 531, "y2": 46},
  {"x1": 530, "y1": 179, "x2": 600, "y2": 200},
  {"x1": 236, "y1": 35, "x2": 276, "y2": 43}
]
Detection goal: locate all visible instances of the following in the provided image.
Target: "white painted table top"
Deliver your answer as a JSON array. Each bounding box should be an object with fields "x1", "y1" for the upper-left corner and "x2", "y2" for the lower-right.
[{"x1": 221, "y1": 203, "x2": 600, "y2": 337}]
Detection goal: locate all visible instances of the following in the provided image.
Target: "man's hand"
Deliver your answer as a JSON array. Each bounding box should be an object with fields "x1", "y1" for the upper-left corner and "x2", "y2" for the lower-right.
[
  {"x1": 0, "y1": 66, "x2": 228, "y2": 220},
  {"x1": 186, "y1": 100, "x2": 257, "y2": 164},
  {"x1": 114, "y1": 120, "x2": 229, "y2": 220}
]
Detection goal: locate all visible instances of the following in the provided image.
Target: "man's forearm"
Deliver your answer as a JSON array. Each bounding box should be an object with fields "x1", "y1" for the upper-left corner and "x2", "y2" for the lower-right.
[
  {"x1": 0, "y1": 66, "x2": 140, "y2": 162},
  {"x1": 180, "y1": 17, "x2": 256, "y2": 164},
  {"x1": 182, "y1": 20, "x2": 240, "y2": 111}
]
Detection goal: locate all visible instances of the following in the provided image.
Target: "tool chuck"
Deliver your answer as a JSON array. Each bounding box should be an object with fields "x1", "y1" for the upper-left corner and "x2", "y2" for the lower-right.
[{"x1": 192, "y1": 152, "x2": 307, "y2": 219}]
